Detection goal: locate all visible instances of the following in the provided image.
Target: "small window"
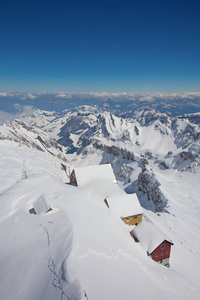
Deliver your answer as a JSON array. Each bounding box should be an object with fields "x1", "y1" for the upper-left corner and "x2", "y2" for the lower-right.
[
  {"x1": 127, "y1": 218, "x2": 129, "y2": 222},
  {"x1": 161, "y1": 252, "x2": 164, "y2": 256},
  {"x1": 155, "y1": 254, "x2": 159, "y2": 258},
  {"x1": 161, "y1": 244, "x2": 165, "y2": 249},
  {"x1": 166, "y1": 251, "x2": 169, "y2": 254}
]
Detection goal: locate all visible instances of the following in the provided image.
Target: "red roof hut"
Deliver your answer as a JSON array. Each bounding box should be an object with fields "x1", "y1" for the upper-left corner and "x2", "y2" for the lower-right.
[{"x1": 131, "y1": 218, "x2": 173, "y2": 267}]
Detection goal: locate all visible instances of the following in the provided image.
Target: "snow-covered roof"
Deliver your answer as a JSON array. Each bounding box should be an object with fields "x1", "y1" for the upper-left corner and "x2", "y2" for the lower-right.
[
  {"x1": 107, "y1": 193, "x2": 143, "y2": 217},
  {"x1": 33, "y1": 194, "x2": 50, "y2": 214},
  {"x1": 73, "y1": 164, "x2": 116, "y2": 187},
  {"x1": 131, "y1": 218, "x2": 173, "y2": 254}
]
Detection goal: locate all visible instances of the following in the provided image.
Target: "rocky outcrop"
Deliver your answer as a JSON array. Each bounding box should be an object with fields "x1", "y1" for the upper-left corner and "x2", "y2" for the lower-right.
[
  {"x1": 117, "y1": 164, "x2": 134, "y2": 180},
  {"x1": 156, "y1": 159, "x2": 171, "y2": 170},
  {"x1": 90, "y1": 140, "x2": 135, "y2": 161},
  {"x1": 137, "y1": 166, "x2": 168, "y2": 212},
  {"x1": 172, "y1": 151, "x2": 199, "y2": 171},
  {"x1": 137, "y1": 109, "x2": 159, "y2": 126},
  {"x1": 178, "y1": 113, "x2": 200, "y2": 125},
  {"x1": 134, "y1": 125, "x2": 139, "y2": 136},
  {"x1": 172, "y1": 119, "x2": 200, "y2": 149}
]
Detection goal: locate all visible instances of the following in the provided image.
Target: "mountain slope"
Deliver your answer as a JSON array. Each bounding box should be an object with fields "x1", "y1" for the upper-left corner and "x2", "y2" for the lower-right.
[
  {"x1": 1, "y1": 107, "x2": 199, "y2": 299},
  {"x1": 22, "y1": 107, "x2": 200, "y2": 168},
  {"x1": 0, "y1": 119, "x2": 68, "y2": 162},
  {"x1": 1, "y1": 136, "x2": 200, "y2": 300},
  {"x1": 21, "y1": 106, "x2": 200, "y2": 214}
]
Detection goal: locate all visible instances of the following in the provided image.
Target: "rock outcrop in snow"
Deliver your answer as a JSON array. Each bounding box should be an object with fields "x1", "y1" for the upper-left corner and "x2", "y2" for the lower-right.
[{"x1": 137, "y1": 166, "x2": 168, "y2": 212}]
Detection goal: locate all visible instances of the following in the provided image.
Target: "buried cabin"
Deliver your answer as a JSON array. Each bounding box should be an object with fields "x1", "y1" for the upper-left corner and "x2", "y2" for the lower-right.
[
  {"x1": 131, "y1": 218, "x2": 173, "y2": 267},
  {"x1": 106, "y1": 193, "x2": 143, "y2": 226},
  {"x1": 70, "y1": 164, "x2": 117, "y2": 187}
]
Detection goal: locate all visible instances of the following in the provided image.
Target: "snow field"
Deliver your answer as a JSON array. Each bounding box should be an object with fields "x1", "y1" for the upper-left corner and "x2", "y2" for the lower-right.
[{"x1": 1, "y1": 138, "x2": 200, "y2": 299}]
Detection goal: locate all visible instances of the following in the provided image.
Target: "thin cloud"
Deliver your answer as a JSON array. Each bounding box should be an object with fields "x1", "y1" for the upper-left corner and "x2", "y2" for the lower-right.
[
  {"x1": 20, "y1": 93, "x2": 36, "y2": 100},
  {"x1": 0, "y1": 111, "x2": 17, "y2": 125},
  {"x1": 14, "y1": 103, "x2": 23, "y2": 112},
  {"x1": 14, "y1": 103, "x2": 34, "y2": 113},
  {"x1": 0, "y1": 92, "x2": 15, "y2": 97},
  {"x1": 56, "y1": 93, "x2": 72, "y2": 99},
  {"x1": 139, "y1": 96, "x2": 155, "y2": 101},
  {"x1": 22, "y1": 105, "x2": 34, "y2": 115},
  {"x1": 0, "y1": 105, "x2": 34, "y2": 125}
]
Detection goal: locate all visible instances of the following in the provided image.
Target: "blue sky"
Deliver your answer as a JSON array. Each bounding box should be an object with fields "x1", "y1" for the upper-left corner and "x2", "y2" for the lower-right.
[{"x1": 0, "y1": 0, "x2": 200, "y2": 93}]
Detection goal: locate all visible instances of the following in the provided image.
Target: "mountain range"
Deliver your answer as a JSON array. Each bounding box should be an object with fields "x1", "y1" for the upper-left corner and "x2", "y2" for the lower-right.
[
  {"x1": 1, "y1": 91, "x2": 200, "y2": 116},
  {"x1": 0, "y1": 105, "x2": 200, "y2": 299}
]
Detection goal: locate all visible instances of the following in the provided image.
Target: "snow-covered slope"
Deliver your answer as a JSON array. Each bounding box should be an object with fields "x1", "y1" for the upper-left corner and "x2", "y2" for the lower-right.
[
  {"x1": 22, "y1": 106, "x2": 104, "y2": 149},
  {"x1": 0, "y1": 119, "x2": 68, "y2": 162},
  {"x1": 1, "y1": 136, "x2": 200, "y2": 300},
  {"x1": 22, "y1": 107, "x2": 200, "y2": 167},
  {"x1": 1, "y1": 107, "x2": 200, "y2": 299},
  {"x1": 21, "y1": 106, "x2": 200, "y2": 212}
]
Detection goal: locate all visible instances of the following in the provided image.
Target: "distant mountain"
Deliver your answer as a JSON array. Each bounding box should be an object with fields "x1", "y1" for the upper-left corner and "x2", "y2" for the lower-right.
[
  {"x1": 1, "y1": 91, "x2": 200, "y2": 116},
  {"x1": 0, "y1": 119, "x2": 68, "y2": 163}
]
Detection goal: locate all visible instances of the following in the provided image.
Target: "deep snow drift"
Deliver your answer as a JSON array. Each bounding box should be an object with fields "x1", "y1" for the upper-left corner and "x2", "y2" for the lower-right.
[{"x1": 1, "y1": 109, "x2": 200, "y2": 300}]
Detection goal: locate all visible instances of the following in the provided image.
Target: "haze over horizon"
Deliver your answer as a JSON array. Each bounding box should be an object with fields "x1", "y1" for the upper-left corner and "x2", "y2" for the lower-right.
[{"x1": 0, "y1": 0, "x2": 200, "y2": 93}]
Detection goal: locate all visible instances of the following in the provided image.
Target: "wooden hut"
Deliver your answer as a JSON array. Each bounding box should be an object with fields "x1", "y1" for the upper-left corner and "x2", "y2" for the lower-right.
[
  {"x1": 131, "y1": 219, "x2": 173, "y2": 267},
  {"x1": 70, "y1": 164, "x2": 116, "y2": 187},
  {"x1": 106, "y1": 193, "x2": 143, "y2": 226}
]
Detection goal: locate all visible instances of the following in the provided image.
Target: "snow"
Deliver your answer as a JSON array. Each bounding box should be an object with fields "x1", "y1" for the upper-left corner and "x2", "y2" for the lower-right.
[
  {"x1": 0, "y1": 141, "x2": 82, "y2": 299},
  {"x1": 107, "y1": 192, "x2": 143, "y2": 217},
  {"x1": 132, "y1": 217, "x2": 173, "y2": 254},
  {"x1": 73, "y1": 163, "x2": 117, "y2": 186},
  {"x1": 0, "y1": 123, "x2": 10, "y2": 136},
  {"x1": 1, "y1": 139, "x2": 200, "y2": 300},
  {"x1": 33, "y1": 194, "x2": 51, "y2": 214},
  {"x1": 137, "y1": 123, "x2": 177, "y2": 154},
  {"x1": 1, "y1": 110, "x2": 200, "y2": 300}
]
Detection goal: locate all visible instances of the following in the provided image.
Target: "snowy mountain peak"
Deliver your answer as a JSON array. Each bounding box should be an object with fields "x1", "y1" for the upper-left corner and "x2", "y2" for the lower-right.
[
  {"x1": 0, "y1": 119, "x2": 68, "y2": 162},
  {"x1": 21, "y1": 106, "x2": 200, "y2": 173}
]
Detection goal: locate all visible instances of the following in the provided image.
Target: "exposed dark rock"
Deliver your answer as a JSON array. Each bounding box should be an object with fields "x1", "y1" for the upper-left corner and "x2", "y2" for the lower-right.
[
  {"x1": 134, "y1": 125, "x2": 139, "y2": 136},
  {"x1": 176, "y1": 151, "x2": 198, "y2": 165},
  {"x1": 138, "y1": 109, "x2": 158, "y2": 126},
  {"x1": 145, "y1": 151, "x2": 153, "y2": 159},
  {"x1": 137, "y1": 167, "x2": 168, "y2": 212},
  {"x1": 117, "y1": 164, "x2": 134, "y2": 180},
  {"x1": 122, "y1": 130, "x2": 131, "y2": 141},
  {"x1": 140, "y1": 158, "x2": 149, "y2": 166},
  {"x1": 156, "y1": 160, "x2": 171, "y2": 169}
]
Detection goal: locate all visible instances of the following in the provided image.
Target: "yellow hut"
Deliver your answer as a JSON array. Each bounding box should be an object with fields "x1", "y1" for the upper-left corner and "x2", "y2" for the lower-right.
[{"x1": 106, "y1": 193, "x2": 143, "y2": 226}]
